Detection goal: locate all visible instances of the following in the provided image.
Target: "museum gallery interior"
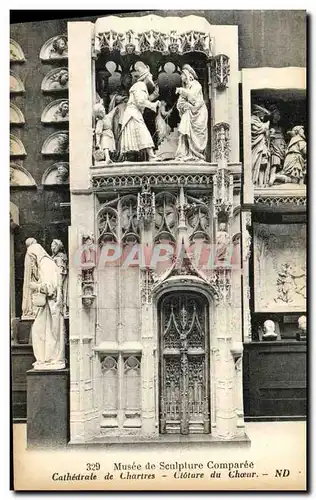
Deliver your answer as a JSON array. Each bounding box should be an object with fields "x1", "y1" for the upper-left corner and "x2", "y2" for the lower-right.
[{"x1": 10, "y1": 11, "x2": 306, "y2": 446}]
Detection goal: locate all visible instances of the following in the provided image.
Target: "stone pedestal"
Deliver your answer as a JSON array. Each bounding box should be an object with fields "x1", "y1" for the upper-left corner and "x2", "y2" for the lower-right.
[{"x1": 27, "y1": 369, "x2": 69, "y2": 448}]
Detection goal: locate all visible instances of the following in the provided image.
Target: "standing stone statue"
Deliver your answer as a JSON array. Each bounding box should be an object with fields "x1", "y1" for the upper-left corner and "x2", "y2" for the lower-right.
[
  {"x1": 23, "y1": 238, "x2": 65, "y2": 370},
  {"x1": 278, "y1": 125, "x2": 307, "y2": 185},
  {"x1": 268, "y1": 105, "x2": 286, "y2": 186},
  {"x1": 94, "y1": 103, "x2": 118, "y2": 164},
  {"x1": 251, "y1": 104, "x2": 271, "y2": 187},
  {"x1": 175, "y1": 64, "x2": 208, "y2": 162},
  {"x1": 120, "y1": 61, "x2": 160, "y2": 161},
  {"x1": 51, "y1": 239, "x2": 69, "y2": 317},
  {"x1": 215, "y1": 223, "x2": 230, "y2": 263}
]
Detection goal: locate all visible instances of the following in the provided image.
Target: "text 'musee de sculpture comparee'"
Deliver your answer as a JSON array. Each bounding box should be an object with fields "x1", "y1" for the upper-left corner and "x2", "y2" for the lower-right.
[{"x1": 23, "y1": 238, "x2": 66, "y2": 370}]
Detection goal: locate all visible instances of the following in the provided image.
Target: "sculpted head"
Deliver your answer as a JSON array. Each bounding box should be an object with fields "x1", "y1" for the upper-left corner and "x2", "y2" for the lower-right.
[
  {"x1": 263, "y1": 320, "x2": 275, "y2": 335},
  {"x1": 51, "y1": 239, "x2": 64, "y2": 255},
  {"x1": 298, "y1": 315, "x2": 306, "y2": 332},
  {"x1": 25, "y1": 237, "x2": 37, "y2": 248},
  {"x1": 52, "y1": 36, "x2": 67, "y2": 55}
]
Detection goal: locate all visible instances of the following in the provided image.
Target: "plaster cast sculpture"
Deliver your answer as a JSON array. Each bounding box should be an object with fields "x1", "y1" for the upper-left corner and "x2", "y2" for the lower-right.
[
  {"x1": 120, "y1": 61, "x2": 160, "y2": 161},
  {"x1": 251, "y1": 104, "x2": 271, "y2": 187},
  {"x1": 10, "y1": 103, "x2": 25, "y2": 125},
  {"x1": 262, "y1": 319, "x2": 278, "y2": 341},
  {"x1": 41, "y1": 99, "x2": 69, "y2": 123},
  {"x1": 296, "y1": 315, "x2": 306, "y2": 341},
  {"x1": 215, "y1": 223, "x2": 230, "y2": 263},
  {"x1": 51, "y1": 239, "x2": 69, "y2": 317},
  {"x1": 268, "y1": 105, "x2": 286, "y2": 186},
  {"x1": 40, "y1": 35, "x2": 68, "y2": 61},
  {"x1": 94, "y1": 103, "x2": 117, "y2": 164},
  {"x1": 23, "y1": 238, "x2": 65, "y2": 369},
  {"x1": 10, "y1": 70, "x2": 25, "y2": 94},
  {"x1": 10, "y1": 134, "x2": 27, "y2": 157},
  {"x1": 41, "y1": 131, "x2": 69, "y2": 155},
  {"x1": 175, "y1": 64, "x2": 208, "y2": 162},
  {"x1": 276, "y1": 126, "x2": 307, "y2": 185},
  {"x1": 10, "y1": 164, "x2": 36, "y2": 187},
  {"x1": 10, "y1": 39, "x2": 26, "y2": 63},
  {"x1": 42, "y1": 162, "x2": 69, "y2": 186},
  {"x1": 41, "y1": 67, "x2": 68, "y2": 92}
]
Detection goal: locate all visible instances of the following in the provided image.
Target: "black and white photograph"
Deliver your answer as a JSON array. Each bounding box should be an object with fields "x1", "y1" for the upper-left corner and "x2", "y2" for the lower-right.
[{"x1": 9, "y1": 8, "x2": 307, "y2": 492}]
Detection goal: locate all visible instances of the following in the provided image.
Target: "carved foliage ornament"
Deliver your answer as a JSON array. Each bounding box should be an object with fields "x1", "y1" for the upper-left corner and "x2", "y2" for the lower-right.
[
  {"x1": 137, "y1": 184, "x2": 155, "y2": 226},
  {"x1": 254, "y1": 195, "x2": 306, "y2": 207},
  {"x1": 96, "y1": 29, "x2": 213, "y2": 57},
  {"x1": 10, "y1": 103, "x2": 25, "y2": 125},
  {"x1": 10, "y1": 39, "x2": 26, "y2": 63},
  {"x1": 92, "y1": 173, "x2": 213, "y2": 190},
  {"x1": 213, "y1": 168, "x2": 233, "y2": 216},
  {"x1": 10, "y1": 70, "x2": 25, "y2": 94},
  {"x1": 41, "y1": 131, "x2": 69, "y2": 155}
]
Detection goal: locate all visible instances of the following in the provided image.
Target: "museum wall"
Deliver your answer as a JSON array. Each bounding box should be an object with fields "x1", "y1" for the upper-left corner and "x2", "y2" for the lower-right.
[{"x1": 10, "y1": 9, "x2": 306, "y2": 318}]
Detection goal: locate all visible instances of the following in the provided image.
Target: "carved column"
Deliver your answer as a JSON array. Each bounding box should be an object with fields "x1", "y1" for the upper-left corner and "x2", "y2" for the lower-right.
[{"x1": 242, "y1": 211, "x2": 252, "y2": 343}]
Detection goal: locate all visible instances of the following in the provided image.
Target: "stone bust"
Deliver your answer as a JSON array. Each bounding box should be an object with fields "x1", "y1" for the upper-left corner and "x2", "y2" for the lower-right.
[
  {"x1": 262, "y1": 319, "x2": 278, "y2": 341},
  {"x1": 296, "y1": 315, "x2": 306, "y2": 341}
]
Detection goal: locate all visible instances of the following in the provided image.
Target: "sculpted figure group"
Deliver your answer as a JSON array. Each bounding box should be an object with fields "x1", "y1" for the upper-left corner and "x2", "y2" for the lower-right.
[
  {"x1": 93, "y1": 62, "x2": 208, "y2": 164},
  {"x1": 251, "y1": 104, "x2": 307, "y2": 187}
]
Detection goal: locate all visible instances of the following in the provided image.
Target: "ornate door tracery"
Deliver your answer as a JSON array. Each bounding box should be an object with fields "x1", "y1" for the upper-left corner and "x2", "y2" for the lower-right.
[{"x1": 159, "y1": 292, "x2": 210, "y2": 434}]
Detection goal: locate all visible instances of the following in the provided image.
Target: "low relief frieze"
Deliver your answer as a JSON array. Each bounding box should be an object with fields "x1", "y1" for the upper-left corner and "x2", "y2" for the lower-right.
[
  {"x1": 41, "y1": 131, "x2": 69, "y2": 156},
  {"x1": 10, "y1": 163, "x2": 36, "y2": 187},
  {"x1": 41, "y1": 99, "x2": 69, "y2": 124},
  {"x1": 10, "y1": 39, "x2": 26, "y2": 63},
  {"x1": 10, "y1": 70, "x2": 25, "y2": 94},
  {"x1": 10, "y1": 103, "x2": 25, "y2": 125},
  {"x1": 41, "y1": 67, "x2": 68, "y2": 93},
  {"x1": 10, "y1": 134, "x2": 26, "y2": 157},
  {"x1": 40, "y1": 35, "x2": 68, "y2": 62},
  {"x1": 42, "y1": 162, "x2": 69, "y2": 186}
]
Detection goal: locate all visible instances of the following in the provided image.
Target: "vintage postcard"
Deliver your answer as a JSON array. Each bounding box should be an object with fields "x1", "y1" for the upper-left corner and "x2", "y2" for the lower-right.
[{"x1": 10, "y1": 9, "x2": 307, "y2": 491}]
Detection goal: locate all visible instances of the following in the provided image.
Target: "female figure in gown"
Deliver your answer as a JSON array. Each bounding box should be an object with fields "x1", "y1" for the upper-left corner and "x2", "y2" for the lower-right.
[
  {"x1": 175, "y1": 64, "x2": 208, "y2": 162},
  {"x1": 23, "y1": 238, "x2": 65, "y2": 370}
]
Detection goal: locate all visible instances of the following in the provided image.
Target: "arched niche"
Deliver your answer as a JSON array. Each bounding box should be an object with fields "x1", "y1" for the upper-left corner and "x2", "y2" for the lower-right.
[
  {"x1": 41, "y1": 99, "x2": 69, "y2": 124},
  {"x1": 41, "y1": 131, "x2": 69, "y2": 156},
  {"x1": 10, "y1": 70, "x2": 25, "y2": 94},
  {"x1": 10, "y1": 103, "x2": 25, "y2": 125},
  {"x1": 42, "y1": 162, "x2": 69, "y2": 186},
  {"x1": 41, "y1": 67, "x2": 68, "y2": 93},
  {"x1": 10, "y1": 134, "x2": 26, "y2": 157},
  {"x1": 39, "y1": 35, "x2": 68, "y2": 62},
  {"x1": 10, "y1": 39, "x2": 26, "y2": 63},
  {"x1": 10, "y1": 163, "x2": 36, "y2": 187}
]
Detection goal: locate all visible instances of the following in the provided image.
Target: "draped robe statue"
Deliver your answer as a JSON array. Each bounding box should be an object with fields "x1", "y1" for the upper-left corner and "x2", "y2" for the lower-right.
[
  {"x1": 251, "y1": 105, "x2": 271, "y2": 187},
  {"x1": 23, "y1": 238, "x2": 65, "y2": 370},
  {"x1": 51, "y1": 239, "x2": 69, "y2": 317},
  {"x1": 175, "y1": 64, "x2": 208, "y2": 162}
]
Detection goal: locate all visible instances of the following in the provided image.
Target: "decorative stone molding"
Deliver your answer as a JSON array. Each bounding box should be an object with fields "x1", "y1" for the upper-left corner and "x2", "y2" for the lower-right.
[
  {"x1": 10, "y1": 134, "x2": 26, "y2": 157},
  {"x1": 10, "y1": 163, "x2": 36, "y2": 187},
  {"x1": 41, "y1": 162, "x2": 69, "y2": 186},
  {"x1": 10, "y1": 103, "x2": 25, "y2": 126},
  {"x1": 137, "y1": 184, "x2": 155, "y2": 226},
  {"x1": 41, "y1": 131, "x2": 69, "y2": 156},
  {"x1": 254, "y1": 195, "x2": 306, "y2": 207},
  {"x1": 92, "y1": 172, "x2": 214, "y2": 190},
  {"x1": 213, "y1": 122, "x2": 230, "y2": 162},
  {"x1": 41, "y1": 99, "x2": 69, "y2": 124},
  {"x1": 140, "y1": 269, "x2": 155, "y2": 305},
  {"x1": 213, "y1": 168, "x2": 234, "y2": 217},
  {"x1": 41, "y1": 67, "x2": 68, "y2": 93},
  {"x1": 210, "y1": 266, "x2": 232, "y2": 303},
  {"x1": 10, "y1": 39, "x2": 26, "y2": 63},
  {"x1": 81, "y1": 234, "x2": 96, "y2": 309},
  {"x1": 39, "y1": 35, "x2": 68, "y2": 61},
  {"x1": 94, "y1": 15, "x2": 214, "y2": 57},
  {"x1": 212, "y1": 54, "x2": 230, "y2": 89},
  {"x1": 10, "y1": 70, "x2": 25, "y2": 94}
]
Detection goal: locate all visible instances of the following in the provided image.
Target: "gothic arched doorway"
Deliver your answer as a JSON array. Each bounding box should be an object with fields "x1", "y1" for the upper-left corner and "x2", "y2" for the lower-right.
[{"x1": 158, "y1": 291, "x2": 210, "y2": 435}]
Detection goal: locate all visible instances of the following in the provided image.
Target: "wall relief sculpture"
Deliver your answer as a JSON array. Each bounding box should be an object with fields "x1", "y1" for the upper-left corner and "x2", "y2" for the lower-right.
[
  {"x1": 42, "y1": 162, "x2": 69, "y2": 186},
  {"x1": 10, "y1": 103, "x2": 25, "y2": 125},
  {"x1": 41, "y1": 131, "x2": 69, "y2": 155},
  {"x1": 10, "y1": 163, "x2": 36, "y2": 187},
  {"x1": 253, "y1": 223, "x2": 306, "y2": 312},
  {"x1": 251, "y1": 103, "x2": 307, "y2": 187},
  {"x1": 22, "y1": 238, "x2": 66, "y2": 369},
  {"x1": 39, "y1": 35, "x2": 68, "y2": 61},
  {"x1": 10, "y1": 70, "x2": 25, "y2": 94},
  {"x1": 41, "y1": 67, "x2": 68, "y2": 93},
  {"x1": 10, "y1": 134, "x2": 26, "y2": 157},
  {"x1": 41, "y1": 99, "x2": 69, "y2": 124},
  {"x1": 10, "y1": 39, "x2": 26, "y2": 63}
]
